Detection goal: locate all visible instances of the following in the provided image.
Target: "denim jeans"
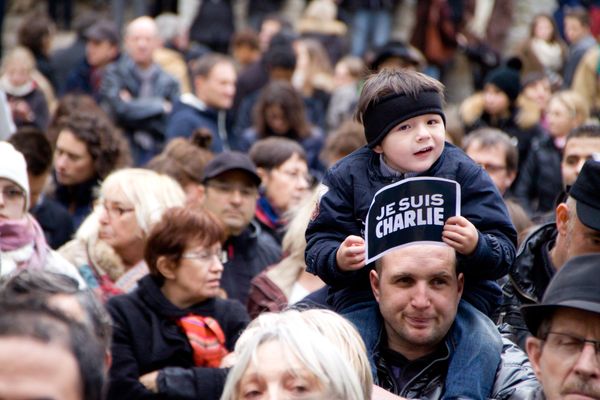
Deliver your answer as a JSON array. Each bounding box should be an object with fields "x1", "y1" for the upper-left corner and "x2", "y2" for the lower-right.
[
  {"x1": 343, "y1": 298, "x2": 501, "y2": 398},
  {"x1": 351, "y1": 9, "x2": 392, "y2": 57}
]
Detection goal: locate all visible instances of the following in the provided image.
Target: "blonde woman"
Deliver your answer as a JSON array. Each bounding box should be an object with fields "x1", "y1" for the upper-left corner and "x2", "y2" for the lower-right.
[
  {"x1": 59, "y1": 168, "x2": 185, "y2": 300},
  {"x1": 513, "y1": 90, "x2": 589, "y2": 218}
]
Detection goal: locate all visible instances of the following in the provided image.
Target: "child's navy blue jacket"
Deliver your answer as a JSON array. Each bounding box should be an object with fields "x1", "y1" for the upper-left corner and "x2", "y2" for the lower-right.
[{"x1": 305, "y1": 142, "x2": 517, "y2": 312}]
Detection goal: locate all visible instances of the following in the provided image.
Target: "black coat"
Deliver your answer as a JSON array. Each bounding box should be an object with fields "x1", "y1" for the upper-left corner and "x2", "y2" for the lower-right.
[
  {"x1": 107, "y1": 275, "x2": 249, "y2": 399},
  {"x1": 497, "y1": 223, "x2": 557, "y2": 350},
  {"x1": 305, "y1": 143, "x2": 517, "y2": 313},
  {"x1": 513, "y1": 134, "x2": 563, "y2": 218},
  {"x1": 221, "y1": 221, "x2": 282, "y2": 306}
]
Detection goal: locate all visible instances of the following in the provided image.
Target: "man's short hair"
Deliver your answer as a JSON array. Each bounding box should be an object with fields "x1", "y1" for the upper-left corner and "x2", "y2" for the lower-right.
[
  {"x1": 565, "y1": 6, "x2": 589, "y2": 26},
  {"x1": 249, "y1": 137, "x2": 307, "y2": 170},
  {"x1": 190, "y1": 53, "x2": 234, "y2": 79},
  {"x1": 0, "y1": 301, "x2": 106, "y2": 400},
  {"x1": 8, "y1": 127, "x2": 54, "y2": 176},
  {"x1": 462, "y1": 128, "x2": 519, "y2": 173},
  {"x1": 567, "y1": 124, "x2": 600, "y2": 142}
]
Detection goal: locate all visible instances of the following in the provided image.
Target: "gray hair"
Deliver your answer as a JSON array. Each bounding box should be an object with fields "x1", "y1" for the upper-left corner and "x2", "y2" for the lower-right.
[{"x1": 220, "y1": 310, "x2": 366, "y2": 400}]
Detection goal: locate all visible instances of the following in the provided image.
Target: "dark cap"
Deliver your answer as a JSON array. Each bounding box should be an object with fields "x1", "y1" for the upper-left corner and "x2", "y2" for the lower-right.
[
  {"x1": 569, "y1": 159, "x2": 600, "y2": 231},
  {"x1": 202, "y1": 151, "x2": 261, "y2": 186},
  {"x1": 484, "y1": 58, "x2": 523, "y2": 102},
  {"x1": 521, "y1": 253, "x2": 600, "y2": 336},
  {"x1": 84, "y1": 20, "x2": 119, "y2": 45}
]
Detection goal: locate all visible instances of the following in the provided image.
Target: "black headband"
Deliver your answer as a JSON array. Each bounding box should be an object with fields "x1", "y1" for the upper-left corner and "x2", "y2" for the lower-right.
[{"x1": 363, "y1": 91, "x2": 446, "y2": 148}]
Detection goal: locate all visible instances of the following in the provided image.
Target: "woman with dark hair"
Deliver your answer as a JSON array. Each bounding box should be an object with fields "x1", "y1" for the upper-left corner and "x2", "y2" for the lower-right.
[
  {"x1": 249, "y1": 137, "x2": 312, "y2": 244},
  {"x1": 50, "y1": 110, "x2": 131, "y2": 229},
  {"x1": 106, "y1": 207, "x2": 249, "y2": 399},
  {"x1": 17, "y1": 11, "x2": 56, "y2": 89},
  {"x1": 240, "y1": 80, "x2": 325, "y2": 173}
]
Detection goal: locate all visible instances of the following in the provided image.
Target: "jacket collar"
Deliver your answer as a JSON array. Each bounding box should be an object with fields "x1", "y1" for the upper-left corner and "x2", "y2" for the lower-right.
[{"x1": 509, "y1": 222, "x2": 557, "y2": 302}]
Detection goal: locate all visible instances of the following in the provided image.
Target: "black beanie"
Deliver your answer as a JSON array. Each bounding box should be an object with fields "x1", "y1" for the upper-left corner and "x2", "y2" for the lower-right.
[{"x1": 484, "y1": 59, "x2": 522, "y2": 102}]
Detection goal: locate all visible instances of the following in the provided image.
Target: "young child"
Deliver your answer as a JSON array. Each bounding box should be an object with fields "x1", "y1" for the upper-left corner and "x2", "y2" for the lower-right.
[{"x1": 305, "y1": 69, "x2": 517, "y2": 399}]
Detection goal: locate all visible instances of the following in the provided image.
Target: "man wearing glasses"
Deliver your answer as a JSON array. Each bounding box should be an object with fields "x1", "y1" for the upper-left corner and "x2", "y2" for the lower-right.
[
  {"x1": 523, "y1": 253, "x2": 600, "y2": 399},
  {"x1": 200, "y1": 151, "x2": 281, "y2": 305}
]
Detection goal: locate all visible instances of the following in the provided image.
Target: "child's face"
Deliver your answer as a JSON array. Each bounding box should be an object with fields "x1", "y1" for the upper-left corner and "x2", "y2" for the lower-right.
[
  {"x1": 5, "y1": 63, "x2": 31, "y2": 87},
  {"x1": 373, "y1": 113, "x2": 445, "y2": 173},
  {"x1": 483, "y1": 84, "x2": 510, "y2": 116}
]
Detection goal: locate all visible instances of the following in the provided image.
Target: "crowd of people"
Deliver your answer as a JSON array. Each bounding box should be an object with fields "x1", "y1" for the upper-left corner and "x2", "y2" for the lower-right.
[{"x1": 1, "y1": 0, "x2": 600, "y2": 399}]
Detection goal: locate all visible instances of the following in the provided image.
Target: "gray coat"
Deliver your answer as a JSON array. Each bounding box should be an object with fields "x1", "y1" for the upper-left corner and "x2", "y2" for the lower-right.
[
  {"x1": 376, "y1": 336, "x2": 540, "y2": 399},
  {"x1": 100, "y1": 55, "x2": 180, "y2": 142}
]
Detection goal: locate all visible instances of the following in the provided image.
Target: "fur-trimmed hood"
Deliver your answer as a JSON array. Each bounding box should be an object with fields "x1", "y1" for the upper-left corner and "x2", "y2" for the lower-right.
[
  {"x1": 59, "y1": 222, "x2": 126, "y2": 283},
  {"x1": 460, "y1": 92, "x2": 541, "y2": 131}
]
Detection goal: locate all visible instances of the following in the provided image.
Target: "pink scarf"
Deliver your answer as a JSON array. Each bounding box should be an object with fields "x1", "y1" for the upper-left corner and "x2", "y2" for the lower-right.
[{"x1": 0, "y1": 215, "x2": 48, "y2": 270}]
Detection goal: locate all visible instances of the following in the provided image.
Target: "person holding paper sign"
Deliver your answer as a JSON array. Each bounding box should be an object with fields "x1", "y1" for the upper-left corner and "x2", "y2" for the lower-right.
[{"x1": 305, "y1": 69, "x2": 517, "y2": 399}]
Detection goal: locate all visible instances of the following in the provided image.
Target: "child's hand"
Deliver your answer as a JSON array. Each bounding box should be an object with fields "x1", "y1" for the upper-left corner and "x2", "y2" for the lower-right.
[
  {"x1": 442, "y1": 216, "x2": 479, "y2": 256},
  {"x1": 336, "y1": 235, "x2": 366, "y2": 271}
]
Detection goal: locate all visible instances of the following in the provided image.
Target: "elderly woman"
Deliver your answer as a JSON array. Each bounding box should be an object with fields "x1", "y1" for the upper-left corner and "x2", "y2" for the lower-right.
[
  {"x1": 59, "y1": 168, "x2": 185, "y2": 300},
  {"x1": 0, "y1": 142, "x2": 84, "y2": 287},
  {"x1": 107, "y1": 207, "x2": 249, "y2": 399},
  {"x1": 220, "y1": 309, "x2": 365, "y2": 400},
  {"x1": 249, "y1": 137, "x2": 312, "y2": 244},
  {"x1": 51, "y1": 109, "x2": 131, "y2": 229}
]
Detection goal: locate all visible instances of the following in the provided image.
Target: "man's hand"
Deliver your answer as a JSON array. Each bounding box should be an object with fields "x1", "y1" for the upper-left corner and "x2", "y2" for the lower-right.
[
  {"x1": 139, "y1": 370, "x2": 159, "y2": 393},
  {"x1": 442, "y1": 216, "x2": 479, "y2": 255},
  {"x1": 119, "y1": 89, "x2": 132, "y2": 102},
  {"x1": 336, "y1": 235, "x2": 366, "y2": 271}
]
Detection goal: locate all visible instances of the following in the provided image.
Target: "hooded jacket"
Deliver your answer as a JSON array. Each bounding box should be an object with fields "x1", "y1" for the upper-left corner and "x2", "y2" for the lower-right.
[
  {"x1": 375, "y1": 336, "x2": 540, "y2": 399},
  {"x1": 305, "y1": 143, "x2": 517, "y2": 312},
  {"x1": 166, "y1": 93, "x2": 236, "y2": 152}
]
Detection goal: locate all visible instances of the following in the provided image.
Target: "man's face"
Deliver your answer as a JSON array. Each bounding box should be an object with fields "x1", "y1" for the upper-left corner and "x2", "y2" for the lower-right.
[
  {"x1": 562, "y1": 137, "x2": 600, "y2": 188},
  {"x1": 202, "y1": 170, "x2": 258, "y2": 237},
  {"x1": 195, "y1": 62, "x2": 237, "y2": 110},
  {"x1": 465, "y1": 141, "x2": 515, "y2": 195},
  {"x1": 565, "y1": 17, "x2": 588, "y2": 44},
  {"x1": 370, "y1": 245, "x2": 463, "y2": 360},
  {"x1": 54, "y1": 130, "x2": 95, "y2": 186},
  {"x1": 526, "y1": 308, "x2": 600, "y2": 399},
  {"x1": 0, "y1": 337, "x2": 82, "y2": 400},
  {"x1": 86, "y1": 39, "x2": 118, "y2": 68},
  {"x1": 125, "y1": 19, "x2": 159, "y2": 68}
]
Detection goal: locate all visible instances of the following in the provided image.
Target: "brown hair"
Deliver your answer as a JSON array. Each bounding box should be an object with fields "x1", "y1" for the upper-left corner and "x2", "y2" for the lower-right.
[
  {"x1": 190, "y1": 53, "x2": 234, "y2": 79},
  {"x1": 17, "y1": 11, "x2": 54, "y2": 57},
  {"x1": 145, "y1": 207, "x2": 225, "y2": 282},
  {"x1": 253, "y1": 81, "x2": 311, "y2": 140},
  {"x1": 48, "y1": 94, "x2": 108, "y2": 144},
  {"x1": 462, "y1": 128, "x2": 519, "y2": 173},
  {"x1": 249, "y1": 137, "x2": 307, "y2": 170},
  {"x1": 530, "y1": 13, "x2": 562, "y2": 44},
  {"x1": 565, "y1": 6, "x2": 589, "y2": 27},
  {"x1": 146, "y1": 129, "x2": 214, "y2": 186},
  {"x1": 55, "y1": 110, "x2": 131, "y2": 179},
  {"x1": 355, "y1": 69, "x2": 445, "y2": 124},
  {"x1": 321, "y1": 119, "x2": 366, "y2": 167}
]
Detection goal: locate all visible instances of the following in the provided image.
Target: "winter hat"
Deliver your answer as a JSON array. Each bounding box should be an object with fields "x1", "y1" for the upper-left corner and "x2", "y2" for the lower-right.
[
  {"x1": 484, "y1": 58, "x2": 522, "y2": 102},
  {"x1": 0, "y1": 142, "x2": 30, "y2": 210}
]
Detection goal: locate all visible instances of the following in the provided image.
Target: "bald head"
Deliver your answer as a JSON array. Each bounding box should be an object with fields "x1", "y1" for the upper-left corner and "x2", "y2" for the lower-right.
[{"x1": 125, "y1": 16, "x2": 160, "y2": 69}]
